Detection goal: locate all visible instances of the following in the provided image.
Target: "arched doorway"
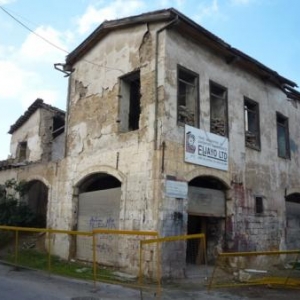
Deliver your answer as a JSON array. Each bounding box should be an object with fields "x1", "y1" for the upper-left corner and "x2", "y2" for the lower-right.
[
  {"x1": 76, "y1": 173, "x2": 122, "y2": 262},
  {"x1": 26, "y1": 180, "x2": 48, "y2": 227},
  {"x1": 187, "y1": 176, "x2": 227, "y2": 265},
  {"x1": 286, "y1": 193, "x2": 300, "y2": 249}
]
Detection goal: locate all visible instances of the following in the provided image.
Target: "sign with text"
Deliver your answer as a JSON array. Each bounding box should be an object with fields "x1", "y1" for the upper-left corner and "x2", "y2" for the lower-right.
[
  {"x1": 185, "y1": 125, "x2": 228, "y2": 171},
  {"x1": 165, "y1": 180, "x2": 188, "y2": 199}
]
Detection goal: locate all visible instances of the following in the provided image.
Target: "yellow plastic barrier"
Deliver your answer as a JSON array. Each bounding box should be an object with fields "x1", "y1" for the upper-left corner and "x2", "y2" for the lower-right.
[{"x1": 208, "y1": 250, "x2": 300, "y2": 290}]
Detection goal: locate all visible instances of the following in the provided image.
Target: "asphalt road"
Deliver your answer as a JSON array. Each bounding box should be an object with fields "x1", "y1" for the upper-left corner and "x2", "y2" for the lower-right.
[{"x1": 0, "y1": 263, "x2": 299, "y2": 300}]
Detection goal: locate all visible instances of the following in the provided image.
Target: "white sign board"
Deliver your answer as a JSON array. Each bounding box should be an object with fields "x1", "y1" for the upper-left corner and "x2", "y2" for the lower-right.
[
  {"x1": 165, "y1": 180, "x2": 188, "y2": 198},
  {"x1": 185, "y1": 125, "x2": 228, "y2": 171}
]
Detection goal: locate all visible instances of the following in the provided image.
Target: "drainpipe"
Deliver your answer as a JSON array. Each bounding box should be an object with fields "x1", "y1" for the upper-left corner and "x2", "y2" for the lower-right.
[
  {"x1": 64, "y1": 73, "x2": 72, "y2": 158},
  {"x1": 154, "y1": 15, "x2": 179, "y2": 150}
]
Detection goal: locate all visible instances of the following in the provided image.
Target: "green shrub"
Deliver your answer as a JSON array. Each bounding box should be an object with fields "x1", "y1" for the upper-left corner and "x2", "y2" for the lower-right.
[{"x1": 0, "y1": 179, "x2": 37, "y2": 228}]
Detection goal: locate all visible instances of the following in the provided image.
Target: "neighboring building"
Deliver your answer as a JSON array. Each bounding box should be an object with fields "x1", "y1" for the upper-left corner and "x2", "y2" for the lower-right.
[
  {"x1": 0, "y1": 99, "x2": 65, "y2": 227},
  {"x1": 1, "y1": 8, "x2": 300, "y2": 276}
]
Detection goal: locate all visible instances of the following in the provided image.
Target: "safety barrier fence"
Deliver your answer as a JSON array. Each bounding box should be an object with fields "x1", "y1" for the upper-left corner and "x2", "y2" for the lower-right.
[
  {"x1": 140, "y1": 233, "x2": 207, "y2": 298},
  {"x1": 0, "y1": 226, "x2": 160, "y2": 295},
  {"x1": 208, "y1": 250, "x2": 300, "y2": 290},
  {"x1": 0, "y1": 226, "x2": 211, "y2": 298}
]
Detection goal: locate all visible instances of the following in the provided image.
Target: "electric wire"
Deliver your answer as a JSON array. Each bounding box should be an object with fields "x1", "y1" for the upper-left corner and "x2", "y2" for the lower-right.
[
  {"x1": 0, "y1": 5, "x2": 124, "y2": 73},
  {"x1": 0, "y1": 5, "x2": 69, "y2": 54}
]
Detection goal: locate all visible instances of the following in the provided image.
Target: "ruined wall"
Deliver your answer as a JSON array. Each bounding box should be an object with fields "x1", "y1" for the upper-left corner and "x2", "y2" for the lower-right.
[
  {"x1": 0, "y1": 169, "x2": 18, "y2": 186},
  {"x1": 51, "y1": 132, "x2": 65, "y2": 161},
  {"x1": 158, "y1": 29, "x2": 300, "y2": 252},
  {"x1": 10, "y1": 110, "x2": 42, "y2": 162},
  {"x1": 43, "y1": 22, "x2": 170, "y2": 261},
  {"x1": 9, "y1": 108, "x2": 59, "y2": 163}
]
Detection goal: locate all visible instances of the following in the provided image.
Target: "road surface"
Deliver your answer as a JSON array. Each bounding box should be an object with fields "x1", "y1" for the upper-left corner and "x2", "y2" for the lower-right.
[{"x1": 0, "y1": 263, "x2": 299, "y2": 299}]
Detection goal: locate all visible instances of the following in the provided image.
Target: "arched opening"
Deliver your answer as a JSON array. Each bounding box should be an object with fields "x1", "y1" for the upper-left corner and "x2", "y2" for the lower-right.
[
  {"x1": 286, "y1": 193, "x2": 300, "y2": 249},
  {"x1": 187, "y1": 176, "x2": 227, "y2": 265},
  {"x1": 26, "y1": 180, "x2": 48, "y2": 227},
  {"x1": 76, "y1": 173, "x2": 122, "y2": 263}
]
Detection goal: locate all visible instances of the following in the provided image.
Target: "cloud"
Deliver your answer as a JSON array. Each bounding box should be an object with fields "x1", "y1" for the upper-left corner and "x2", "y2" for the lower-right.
[
  {"x1": 0, "y1": 60, "x2": 36, "y2": 99},
  {"x1": 194, "y1": 0, "x2": 223, "y2": 22},
  {"x1": 19, "y1": 25, "x2": 70, "y2": 64},
  {"x1": 0, "y1": 0, "x2": 15, "y2": 4},
  {"x1": 77, "y1": 0, "x2": 146, "y2": 35},
  {"x1": 229, "y1": 0, "x2": 255, "y2": 5},
  {"x1": 21, "y1": 89, "x2": 60, "y2": 108}
]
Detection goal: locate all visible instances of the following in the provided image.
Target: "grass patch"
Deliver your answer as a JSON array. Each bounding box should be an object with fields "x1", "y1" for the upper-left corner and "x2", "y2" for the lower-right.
[{"x1": 5, "y1": 249, "x2": 114, "y2": 281}]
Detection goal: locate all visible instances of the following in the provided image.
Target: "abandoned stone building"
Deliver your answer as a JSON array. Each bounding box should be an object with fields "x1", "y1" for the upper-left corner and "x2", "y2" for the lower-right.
[{"x1": 1, "y1": 8, "x2": 300, "y2": 275}]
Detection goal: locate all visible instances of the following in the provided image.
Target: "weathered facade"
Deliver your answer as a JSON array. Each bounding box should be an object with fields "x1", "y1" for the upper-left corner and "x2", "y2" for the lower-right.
[{"x1": 1, "y1": 8, "x2": 300, "y2": 276}]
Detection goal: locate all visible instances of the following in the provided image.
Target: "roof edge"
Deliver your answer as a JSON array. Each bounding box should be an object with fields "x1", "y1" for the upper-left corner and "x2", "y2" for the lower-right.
[{"x1": 8, "y1": 99, "x2": 65, "y2": 134}]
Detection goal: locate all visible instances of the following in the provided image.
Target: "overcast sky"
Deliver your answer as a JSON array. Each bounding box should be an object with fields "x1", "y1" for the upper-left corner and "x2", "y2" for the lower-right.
[{"x1": 0, "y1": 0, "x2": 299, "y2": 160}]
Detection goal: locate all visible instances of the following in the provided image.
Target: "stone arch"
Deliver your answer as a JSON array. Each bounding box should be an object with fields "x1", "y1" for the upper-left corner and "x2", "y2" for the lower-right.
[
  {"x1": 73, "y1": 166, "x2": 124, "y2": 265},
  {"x1": 285, "y1": 190, "x2": 300, "y2": 250},
  {"x1": 25, "y1": 179, "x2": 49, "y2": 227},
  {"x1": 25, "y1": 175, "x2": 51, "y2": 189},
  {"x1": 184, "y1": 170, "x2": 230, "y2": 265},
  {"x1": 74, "y1": 165, "x2": 125, "y2": 190},
  {"x1": 184, "y1": 168, "x2": 231, "y2": 190}
]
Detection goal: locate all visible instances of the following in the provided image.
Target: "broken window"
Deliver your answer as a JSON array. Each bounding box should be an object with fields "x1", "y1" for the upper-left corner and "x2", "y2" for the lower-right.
[
  {"x1": 18, "y1": 141, "x2": 27, "y2": 162},
  {"x1": 52, "y1": 115, "x2": 65, "y2": 139},
  {"x1": 177, "y1": 66, "x2": 199, "y2": 126},
  {"x1": 210, "y1": 82, "x2": 228, "y2": 136},
  {"x1": 276, "y1": 112, "x2": 290, "y2": 159},
  {"x1": 255, "y1": 196, "x2": 263, "y2": 214},
  {"x1": 244, "y1": 98, "x2": 260, "y2": 150},
  {"x1": 119, "y1": 70, "x2": 141, "y2": 132}
]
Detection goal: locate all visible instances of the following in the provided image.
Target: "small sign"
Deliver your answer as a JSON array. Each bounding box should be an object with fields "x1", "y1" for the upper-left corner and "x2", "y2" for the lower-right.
[
  {"x1": 185, "y1": 125, "x2": 229, "y2": 171},
  {"x1": 165, "y1": 180, "x2": 188, "y2": 199}
]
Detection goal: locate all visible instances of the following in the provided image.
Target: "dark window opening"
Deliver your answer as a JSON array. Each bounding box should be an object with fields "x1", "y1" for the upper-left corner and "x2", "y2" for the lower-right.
[
  {"x1": 119, "y1": 70, "x2": 141, "y2": 132},
  {"x1": 276, "y1": 112, "x2": 290, "y2": 158},
  {"x1": 177, "y1": 66, "x2": 199, "y2": 126},
  {"x1": 52, "y1": 115, "x2": 65, "y2": 139},
  {"x1": 255, "y1": 196, "x2": 263, "y2": 214},
  {"x1": 18, "y1": 141, "x2": 27, "y2": 162},
  {"x1": 210, "y1": 82, "x2": 228, "y2": 136},
  {"x1": 244, "y1": 98, "x2": 260, "y2": 150}
]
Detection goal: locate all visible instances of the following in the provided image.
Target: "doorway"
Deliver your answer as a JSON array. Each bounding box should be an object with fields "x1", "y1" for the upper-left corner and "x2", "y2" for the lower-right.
[{"x1": 186, "y1": 215, "x2": 223, "y2": 265}]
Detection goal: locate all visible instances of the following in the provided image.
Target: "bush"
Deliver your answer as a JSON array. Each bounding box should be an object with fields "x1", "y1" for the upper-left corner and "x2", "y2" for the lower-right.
[
  {"x1": 0, "y1": 179, "x2": 37, "y2": 228},
  {"x1": 0, "y1": 200, "x2": 36, "y2": 227}
]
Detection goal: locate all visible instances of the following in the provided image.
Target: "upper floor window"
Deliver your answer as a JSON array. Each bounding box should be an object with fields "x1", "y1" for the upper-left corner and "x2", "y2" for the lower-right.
[
  {"x1": 119, "y1": 70, "x2": 141, "y2": 132},
  {"x1": 276, "y1": 112, "x2": 290, "y2": 158},
  {"x1": 52, "y1": 115, "x2": 65, "y2": 139},
  {"x1": 18, "y1": 141, "x2": 28, "y2": 162},
  {"x1": 210, "y1": 81, "x2": 228, "y2": 136},
  {"x1": 177, "y1": 66, "x2": 199, "y2": 127},
  {"x1": 244, "y1": 98, "x2": 260, "y2": 150}
]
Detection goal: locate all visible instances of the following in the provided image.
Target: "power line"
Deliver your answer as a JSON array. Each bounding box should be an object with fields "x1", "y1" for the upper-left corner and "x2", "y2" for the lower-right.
[
  {"x1": 0, "y1": 5, "x2": 124, "y2": 74},
  {"x1": 0, "y1": 5, "x2": 69, "y2": 54}
]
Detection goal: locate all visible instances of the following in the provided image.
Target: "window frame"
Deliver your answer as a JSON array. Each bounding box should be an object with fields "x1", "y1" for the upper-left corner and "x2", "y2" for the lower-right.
[
  {"x1": 118, "y1": 70, "x2": 141, "y2": 132},
  {"x1": 244, "y1": 97, "x2": 261, "y2": 150},
  {"x1": 18, "y1": 141, "x2": 28, "y2": 162},
  {"x1": 209, "y1": 80, "x2": 228, "y2": 137},
  {"x1": 276, "y1": 112, "x2": 290, "y2": 159},
  {"x1": 177, "y1": 65, "x2": 199, "y2": 127}
]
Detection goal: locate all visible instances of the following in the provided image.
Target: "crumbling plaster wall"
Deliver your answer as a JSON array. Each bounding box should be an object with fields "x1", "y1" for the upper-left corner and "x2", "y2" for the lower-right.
[
  {"x1": 0, "y1": 169, "x2": 18, "y2": 186},
  {"x1": 10, "y1": 110, "x2": 42, "y2": 162},
  {"x1": 47, "y1": 22, "x2": 171, "y2": 256},
  {"x1": 157, "y1": 29, "x2": 300, "y2": 251},
  {"x1": 10, "y1": 108, "x2": 57, "y2": 163}
]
